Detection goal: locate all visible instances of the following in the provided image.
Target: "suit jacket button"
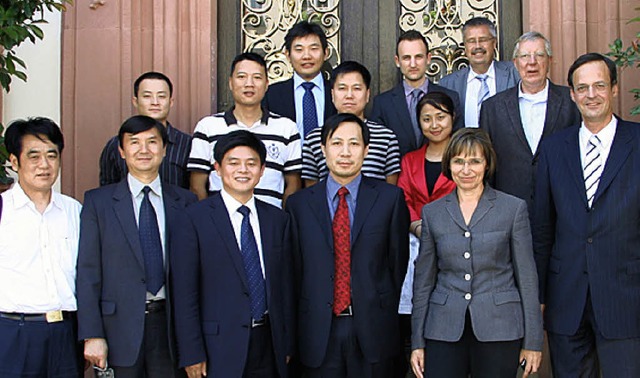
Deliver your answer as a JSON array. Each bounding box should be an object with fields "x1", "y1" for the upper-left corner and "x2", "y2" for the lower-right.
[
  {"x1": 327, "y1": 302, "x2": 332, "y2": 307},
  {"x1": 464, "y1": 231, "x2": 471, "y2": 238},
  {"x1": 464, "y1": 252, "x2": 471, "y2": 259},
  {"x1": 464, "y1": 293, "x2": 472, "y2": 300},
  {"x1": 587, "y1": 238, "x2": 593, "y2": 243},
  {"x1": 464, "y1": 274, "x2": 471, "y2": 281}
]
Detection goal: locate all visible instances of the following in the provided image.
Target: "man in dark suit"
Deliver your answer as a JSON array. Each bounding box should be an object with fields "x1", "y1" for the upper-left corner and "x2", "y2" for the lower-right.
[
  {"x1": 287, "y1": 113, "x2": 410, "y2": 377},
  {"x1": 370, "y1": 30, "x2": 461, "y2": 156},
  {"x1": 263, "y1": 21, "x2": 337, "y2": 141},
  {"x1": 439, "y1": 17, "x2": 520, "y2": 128},
  {"x1": 171, "y1": 130, "x2": 293, "y2": 377},
  {"x1": 77, "y1": 115, "x2": 197, "y2": 376},
  {"x1": 480, "y1": 32, "x2": 581, "y2": 211},
  {"x1": 533, "y1": 53, "x2": 640, "y2": 377}
]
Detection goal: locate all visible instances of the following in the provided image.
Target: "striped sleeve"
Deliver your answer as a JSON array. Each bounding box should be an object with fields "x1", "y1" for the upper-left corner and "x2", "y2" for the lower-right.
[
  {"x1": 301, "y1": 127, "x2": 323, "y2": 181},
  {"x1": 385, "y1": 129, "x2": 402, "y2": 176},
  {"x1": 187, "y1": 118, "x2": 215, "y2": 173},
  {"x1": 282, "y1": 119, "x2": 302, "y2": 173}
]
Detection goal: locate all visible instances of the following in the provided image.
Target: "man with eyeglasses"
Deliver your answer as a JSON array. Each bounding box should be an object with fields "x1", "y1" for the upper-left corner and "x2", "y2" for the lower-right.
[
  {"x1": 439, "y1": 17, "x2": 520, "y2": 128},
  {"x1": 532, "y1": 53, "x2": 640, "y2": 377},
  {"x1": 479, "y1": 31, "x2": 580, "y2": 212}
]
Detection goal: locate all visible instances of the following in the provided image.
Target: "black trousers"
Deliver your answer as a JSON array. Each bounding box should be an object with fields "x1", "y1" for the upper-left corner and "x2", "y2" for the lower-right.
[
  {"x1": 548, "y1": 293, "x2": 640, "y2": 378},
  {"x1": 423, "y1": 311, "x2": 521, "y2": 378},
  {"x1": 304, "y1": 316, "x2": 393, "y2": 378},
  {"x1": 112, "y1": 306, "x2": 185, "y2": 378},
  {"x1": 0, "y1": 314, "x2": 80, "y2": 378},
  {"x1": 243, "y1": 317, "x2": 279, "y2": 378}
]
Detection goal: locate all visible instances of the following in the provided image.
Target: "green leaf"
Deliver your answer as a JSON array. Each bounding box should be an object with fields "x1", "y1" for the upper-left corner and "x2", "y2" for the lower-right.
[{"x1": 29, "y1": 24, "x2": 44, "y2": 39}]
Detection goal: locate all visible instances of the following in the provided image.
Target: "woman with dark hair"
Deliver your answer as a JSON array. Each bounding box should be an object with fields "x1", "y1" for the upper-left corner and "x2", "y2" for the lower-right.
[
  {"x1": 396, "y1": 92, "x2": 457, "y2": 375},
  {"x1": 410, "y1": 128, "x2": 543, "y2": 378}
]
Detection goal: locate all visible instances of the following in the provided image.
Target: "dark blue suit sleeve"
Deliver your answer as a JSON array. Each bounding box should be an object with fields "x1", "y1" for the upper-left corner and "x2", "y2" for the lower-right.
[{"x1": 390, "y1": 189, "x2": 411, "y2": 291}]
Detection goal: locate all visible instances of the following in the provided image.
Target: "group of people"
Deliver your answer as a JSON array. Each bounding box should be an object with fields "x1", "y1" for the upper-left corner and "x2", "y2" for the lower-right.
[{"x1": 0, "y1": 15, "x2": 638, "y2": 378}]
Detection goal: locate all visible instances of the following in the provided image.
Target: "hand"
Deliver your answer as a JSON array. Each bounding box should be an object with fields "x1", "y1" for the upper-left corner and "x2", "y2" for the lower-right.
[
  {"x1": 286, "y1": 355, "x2": 291, "y2": 364},
  {"x1": 410, "y1": 349, "x2": 425, "y2": 378},
  {"x1": 185, "y1": 361, "x2": 207, "y2": 378},
  {"x1": 519, "y1": 349, "x2": 542, "y2": 378},
  {"x1": 84, "y1": 338, "x2": 108, "y2": 369}
]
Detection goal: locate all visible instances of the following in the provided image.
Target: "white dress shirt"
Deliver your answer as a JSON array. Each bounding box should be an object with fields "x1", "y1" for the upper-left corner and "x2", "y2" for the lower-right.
[
  {"x1": 220, "y1": 188, "x2": 266, "y2": 278},
  {"x1": 294, "y1": 72, "x2": 326, "y2": 141},
  {"x1": 518, "y1": 79, "x2": 549, "y2": 154},
  {"x1": 127, "y1": 174, "x2": 167, "y2": 300},
  {"x1": 465, "y1": 62, "x2": 497, "y2": 128},
  {"x1": 0, "y1": 183, "x2": 81, "y2": 313}
]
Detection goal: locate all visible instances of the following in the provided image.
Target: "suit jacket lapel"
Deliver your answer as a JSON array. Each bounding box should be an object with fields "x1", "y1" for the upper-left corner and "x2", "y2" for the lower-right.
[
  {"x1": 505, "y1": 90, "x2": 531, "y2": 155},
  {"x1": 468, "y1": 187, "x2": 496, "y2": 228},
  {"x1": 323, "y1": 79, "x2": 335, "y2": 119},
  {"x1": 256, "y1": 201, "x2": 274, "y2": 303},
  {"x1": 594, "y1": 120, "x2": 632, "y2": 204},
  {"x1": 209, "y1": 195, "x2": 249, "y2": 289},
  {"x1": 563, "y1": 129, "x2": 589, "y2": 208},
  {"x1": 286, "y1": 79, "x2": 297, "y2": 119},
  {"x1": 308, "y1": 181, "x2": 334, "y2": 250},
  {"x1": 162, "y1": 185, "x2": 182, "y2": 280},
  {"x1": 495, "y1": 63, "x2": 509, "y2": 92},
  {"x1": 392, "y1": 84, "x2": 417, "y2": 151},
  {"x1": 113, "y1": 180, "x2": 145, "y2": 270},
  {"x1": 536, "y1": 82, "x2": 563, "y2": 156},
  {"x1": 444, "y1": 191, "x2": 467, "y2": 230},
  {"x1": 351, "y1": 179, "x2": 379, "y2": 246}
]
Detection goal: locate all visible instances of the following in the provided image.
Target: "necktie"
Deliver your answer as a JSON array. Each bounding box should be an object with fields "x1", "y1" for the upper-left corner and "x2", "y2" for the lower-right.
[
  {"x1": 332, "y1": 187, "x2": 351, "y2": 315},
  {"x1": 583, "y1": 135, "x2": 603, "y2": 208},
  {"x1": 410, "y1": 88, "x2": 424, "y2": 146},
  {"x1": 238, "y1": 205, "x2": 267, "y2": 321},
  {"x1": 139, "y1": 186, "x2": 164, "y2": 295},
  {"x1": 476, "y1": 74, "x2": 490, "y2": 112},
  {"x1": 302, "y1": 82, "x2": 318, "y2": 137}
]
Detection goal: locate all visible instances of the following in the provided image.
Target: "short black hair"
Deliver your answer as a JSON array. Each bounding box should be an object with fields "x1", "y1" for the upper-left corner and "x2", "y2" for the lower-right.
[
  {"x1": 133, "y1": 71, "x2": 173, "y2": 97},
  {"x1": 117, "y1": 115, "x2": 168, "y2": 148},
  {"x1": 416, "y1": 91, "x2": 457, "y2": 127},
  {"x1": 4, "y1": 117, "x2": 64, "y2": 162},
  {"x1": 230, "y1": 52, "x2": 267, "y2": 77},
  {"x1": 567, "y1": 53, "x2": 618, "y2": 89},
  {"x1": 331, "y1": 61, "x2": 372, "y2": 89},
  {"x1": 284, "y1": 21, "x2": 328, "y2": 52},
  {"x1": 214, "y1": 130, "x2": 267, "y2": 166},
  {"x1": 396, "y1": 30, "x2": 429, "y2": 55},
  {"x1": 320, "y1": 113, "x2": 370, "y2": 146}
]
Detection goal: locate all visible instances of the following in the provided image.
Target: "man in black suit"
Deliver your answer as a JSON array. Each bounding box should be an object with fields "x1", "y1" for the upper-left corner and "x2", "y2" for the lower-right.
[
  {"x1": 480, "y1": 31, "x2": 580, "y2": 211},
  {"x1": 263, "y1": 21, "x2": 337, "y2": 141},
  {"x1": 171, "y1": 130, "x2": 293, "y2": 378},
  {"x1": 369, "y1": 30, "x2": 461, "y2": 156},
  {"x1": 287, "y1": 113, "x2": 410, "y2": 377},
  {"x1": 533, "y1": 53, "x2": 640, "y2": 377},
  {"x1": 78, "y1": 115, "x2": 197, "y2": 376}
]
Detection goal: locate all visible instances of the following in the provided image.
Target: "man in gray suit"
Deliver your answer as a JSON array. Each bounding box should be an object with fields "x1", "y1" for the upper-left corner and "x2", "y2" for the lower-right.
[
  {"x1": 439, "y1": 17, "x2": 520, "y2": 128},
  {"x1": 479, "y1": 32, "x2": 580, "y2": 211}
]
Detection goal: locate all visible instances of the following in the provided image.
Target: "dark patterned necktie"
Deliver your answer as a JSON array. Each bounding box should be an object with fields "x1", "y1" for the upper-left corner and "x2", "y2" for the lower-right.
[
  {"x1": 139, "y1": 186, "x2": 164, "y2": 295},
  {"x1": 410, "y1": 88, "x2": 424, "y2": 146},
  {"x1": 238, "y1": 205, "x2": 267, "y2": 320},
  {"x1": 333, "y1": 187, "x2": 351, "y2": 315},
  {"x1": 302, "y1": 82, "x2": 318, "y2": 137}
]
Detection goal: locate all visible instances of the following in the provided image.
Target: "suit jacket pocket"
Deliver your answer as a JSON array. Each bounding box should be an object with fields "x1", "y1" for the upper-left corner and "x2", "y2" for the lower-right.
[
  {"x1": 202, "y1": 321, "x2": 219, "y2": 335},
  {"x1": 429, "y1": 290, "x2": 448, "y2": 305},
  {"x1": 100, "y1": 301, "x2": 116, "y2": 315},
  {"x1": 493, "y1": 290, "x2": 521, "y2": 305}
]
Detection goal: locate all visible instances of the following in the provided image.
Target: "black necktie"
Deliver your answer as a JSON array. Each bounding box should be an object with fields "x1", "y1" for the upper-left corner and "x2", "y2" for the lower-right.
[
  {"x1": 238, "y1": 205, "x2": 267, "y2": 320},
  {"x1": 139, "y1": 186, "x2": 164, "y2": 295}
]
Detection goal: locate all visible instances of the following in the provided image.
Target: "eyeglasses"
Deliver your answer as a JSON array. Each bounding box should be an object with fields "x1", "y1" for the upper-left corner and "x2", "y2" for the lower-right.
[
  {"x1": 515, "y1": 51, "x2": 548, "y2": 62},
  {"x1": 464, "y1": 37, "x2": 495, "y2": 45},
  {"x1": 451, "y1": 158, "x2": 485, "y2": 168},
  {"x1": 573, "y1": 82, "x2": 610, "y2": 95}
]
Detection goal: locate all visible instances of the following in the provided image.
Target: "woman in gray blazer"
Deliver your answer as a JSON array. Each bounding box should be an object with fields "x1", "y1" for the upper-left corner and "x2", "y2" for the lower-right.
[{"x1": 410, "y1": 128, "x2": 543, "y2": 378}]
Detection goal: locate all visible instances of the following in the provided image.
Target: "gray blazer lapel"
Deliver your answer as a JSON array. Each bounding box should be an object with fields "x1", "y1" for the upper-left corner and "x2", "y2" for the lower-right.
[
  {"x1": 468, "y1": 186, "x2": 497, "y2": 228},
  {"x1": 113, "y1": 180, "x2": 145, "y2": 270},
  {"x1": 444, "y1": 191, "x2": 467, "y2": 230}
]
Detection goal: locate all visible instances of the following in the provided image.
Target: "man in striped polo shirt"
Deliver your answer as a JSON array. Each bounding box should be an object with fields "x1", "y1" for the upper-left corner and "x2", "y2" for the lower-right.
[
  {"x1": 302, "y1": 61, "x2": 401, "y2": 186},
  {"x1": 188, "y1": 52, "x2": 302, "y2": 208}
]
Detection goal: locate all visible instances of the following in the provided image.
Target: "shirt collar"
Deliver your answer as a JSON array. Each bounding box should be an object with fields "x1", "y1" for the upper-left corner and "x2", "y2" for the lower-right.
[
  {"x1": 467, "y1": 61, "x2": 496, "y2": 83},
  {"x1": 223, "y1": 106, "x2": 270, "y2": 126},
  {"x1": 579, "y1": 115, "x2": 618, "y2": 151},
  {"x1": 294, "y1": 72, "x2": 325, "y2": 90},
  {"x1": 326, "y1": 173, "x2": 362, "y2": 201},
  {"x1": 127, "y1": 173, "x2": 163, "y2": 198},
  {"x1": 518, "y1": 79, "x2": 550, "y2": 102},
  {"x1": 9, "y1": 182, "x2": 62, "y2": 211},
  {"x1": 220, "y1": 187, "x2": 258, "y2": 216},
  {"x1": 403, "y1": 79, "x2": 430, "y2": 98}
]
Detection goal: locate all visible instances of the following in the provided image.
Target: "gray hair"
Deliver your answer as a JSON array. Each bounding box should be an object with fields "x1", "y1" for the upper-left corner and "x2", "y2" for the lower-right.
[
  {"x1": 512, "y1": 31, "x2": 552, "y2": 59},
  {"x1": 462, "y1": 17, "x2": 497, "y2": 39}
]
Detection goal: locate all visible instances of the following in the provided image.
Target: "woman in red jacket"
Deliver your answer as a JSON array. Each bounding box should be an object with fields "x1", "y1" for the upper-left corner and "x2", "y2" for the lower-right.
[{"x1": 397, "y1": 91, "x2": 457, "y2": 375}]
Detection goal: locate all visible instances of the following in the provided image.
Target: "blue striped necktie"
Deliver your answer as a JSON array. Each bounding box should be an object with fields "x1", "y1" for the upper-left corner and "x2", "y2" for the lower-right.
[
  {"x1": 238, "y1": 205, "x2": 267, "y2": 320},
  {"x1": 139, "y1": 186, "x2": 164, "y2": 295},
  {"x1": 302, "y1": 82, "x2": 318, "y2": 137}
]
